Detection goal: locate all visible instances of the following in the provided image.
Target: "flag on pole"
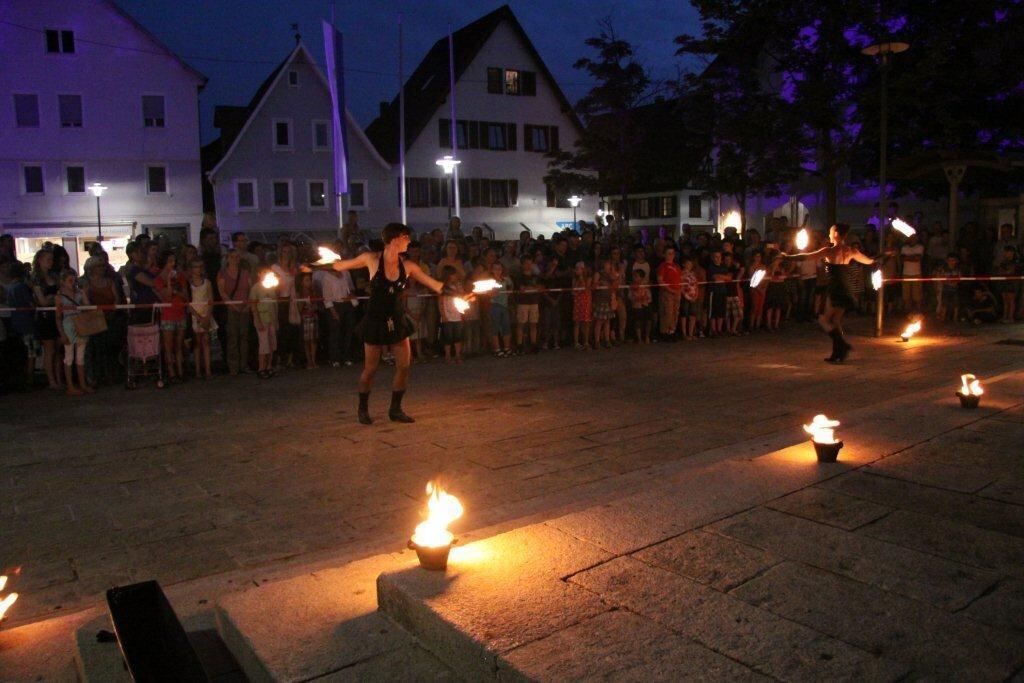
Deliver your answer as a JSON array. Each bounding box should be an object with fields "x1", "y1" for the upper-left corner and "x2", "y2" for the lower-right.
[{"x1": 322, "y1": 20, "x2": 349, "y2": 196}]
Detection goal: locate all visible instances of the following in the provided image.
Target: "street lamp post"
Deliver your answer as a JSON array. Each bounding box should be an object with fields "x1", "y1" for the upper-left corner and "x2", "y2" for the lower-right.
[
  {"x1": 88, "y1": 182, "x2": 108, "y2": 242},
  {"x1": 435, "y1": 155, "x2": 461, "y2": 221},
  {"x1": 862, "y1": 40, "x2": 909, "y2": 337},
  {"x1": 568, "y1": 195, "x2": 582, "y2": 232}
]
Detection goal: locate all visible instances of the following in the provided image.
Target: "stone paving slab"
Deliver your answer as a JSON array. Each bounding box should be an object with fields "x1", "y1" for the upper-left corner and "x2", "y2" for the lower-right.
[{"x1": 632, "y1": 530, "x2": 781, "y2": 593}]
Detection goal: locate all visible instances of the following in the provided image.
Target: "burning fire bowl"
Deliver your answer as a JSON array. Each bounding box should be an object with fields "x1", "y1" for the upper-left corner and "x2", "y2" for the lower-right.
[
  {"x1": 408, "y1": 538, "x2": 457, "y2": 571},
  {"x1": 812, "y1": 440, "x2": 844, "y2": 463},
  {"x1": 956, "y1": 392, "x2": 981, "y2": 409}
]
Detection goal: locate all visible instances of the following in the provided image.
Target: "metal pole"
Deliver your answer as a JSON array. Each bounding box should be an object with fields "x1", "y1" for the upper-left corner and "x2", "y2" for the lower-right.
[
  {"x1": 874, "y1": 53, "x2": 889, "y2": 337},
  {"x1": 398, "y1": 13, "x2": 407, "y2": 225},
  {"x1": 572, "y1": 204, "x2": 577, "y2": 231},
  {"x1": 447, "y1": 25, "x2": 460, "y2": 218},
  {"x1": 96, "y1": 195, "x2": 103, "y2": 241}
]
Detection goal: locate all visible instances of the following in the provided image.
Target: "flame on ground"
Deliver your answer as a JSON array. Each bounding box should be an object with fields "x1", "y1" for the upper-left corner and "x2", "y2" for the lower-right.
[
  {"x1": 0, "y1": 575, "x2": 18, "y2": 621},
  {"x1": 804, "y1": 414, "x2": 840, "y2": 444},
  {"x1": 959, "y1": 374, "x2": 984, "y2": 396},
  {"x1": 901, "y1": 320, "x2": 922, "y2": 340},
  {"x1": 412, "y1": 482, "x2": 463, "y2": 548}
]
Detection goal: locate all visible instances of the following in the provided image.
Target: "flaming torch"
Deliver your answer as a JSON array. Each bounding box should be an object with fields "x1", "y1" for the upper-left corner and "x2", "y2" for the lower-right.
[
  {"x1": 749, "y1": 268, "x2": 767, "y2": 289},
  {"x1": 803, "y1": 414, "x2": 844, "y2": 462},
  {"x1": 891, "y1": 218, "x2": 916, "y2": 238},
  {"x1": 956, "y1": 374, "x2": 984, "y2": 409},
  {"x1": 471, "y1": 279, "x2": 502, "y2": 294},
  {"x1": 314, "y1": 246, "x2": 342, "y2": 265},
  {"x1": 795, "y1": 228, "x2": 809, "y2": 251},
  {"x1": 408, "y1": 482, "x2": 463, "y2": 570},
  {"x1": 900, "y1": 319, "x2": 922, "y2": 342},
  {"x1": 0, "y1": 575, "x2": 18, "y2": 624},
  {"x1": 261, "y1": 271, "x2": 279, "y2": 289}
]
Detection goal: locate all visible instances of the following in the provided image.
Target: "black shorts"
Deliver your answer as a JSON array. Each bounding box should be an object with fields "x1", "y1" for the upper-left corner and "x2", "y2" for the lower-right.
[{"x1": 441, "y1": 321, "x2": 463, "y2": 344}]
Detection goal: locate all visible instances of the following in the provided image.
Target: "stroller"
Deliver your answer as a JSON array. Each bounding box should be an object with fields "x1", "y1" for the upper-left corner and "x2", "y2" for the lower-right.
[{"x1": 125, "y1": 309, "x2": 164, "y2": 389}]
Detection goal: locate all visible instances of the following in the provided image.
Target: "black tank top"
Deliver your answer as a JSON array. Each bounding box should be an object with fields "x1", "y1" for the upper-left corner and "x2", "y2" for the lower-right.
[{"x1": 366, "y1": 252, "x2": 407, "y2": 319}]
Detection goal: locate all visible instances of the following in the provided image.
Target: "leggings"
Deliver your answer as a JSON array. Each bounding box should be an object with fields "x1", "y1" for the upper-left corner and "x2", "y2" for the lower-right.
[{"x1": 64, "y1": 341, "x2": 86, "y2": 365}]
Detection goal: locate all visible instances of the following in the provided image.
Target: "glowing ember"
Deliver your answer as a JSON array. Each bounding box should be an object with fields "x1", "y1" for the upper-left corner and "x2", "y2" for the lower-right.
[
  {"x1": 891, "y1": 218, "x2": 916, "y2": 237},
  {"x1": 472, "y1": 279, "x2": 502, "y2": 293},
  {"x1": 795, "y1": 228, "x2": 809, "y2": 251},
  {"x1": 453, "y1": 297, "x2": 470, "y2": 314},
  {"x1": 803, "y1": 414, "x2": 840, "y2": 444},
  {"x1": 0, "y1": 575, "x2": 18, "y2": 621},
  {"x1": 959, "y1": 374, "x2": 984, "y2": 396},
  {"x1": 261, "y1": 272, "x2": 279, "y2": 289},
  {"x1": 871, "y1": 269, "x2": 883, "y2": 290},
  {"x1": 900, "y1": 320, "x2": 922, "y2": 340},
  {"x1": 749, "y1": 269, "x2": 767, "y2": 289},
  {"x1": 314, "y1": 246, "x2": 342, "y2": 265},
  {"x1": 412, "y1": 482, "x2": 463, "y2": 548}
]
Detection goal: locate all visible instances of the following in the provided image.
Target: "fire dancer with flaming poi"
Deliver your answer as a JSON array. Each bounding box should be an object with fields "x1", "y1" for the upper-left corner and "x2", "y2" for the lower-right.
[
  {"x1": 782, "y1": 223, "x2": 877, "y2": 363},
  {"x1": 308, "y1": 223, "x2": 473, "y2": 424}
]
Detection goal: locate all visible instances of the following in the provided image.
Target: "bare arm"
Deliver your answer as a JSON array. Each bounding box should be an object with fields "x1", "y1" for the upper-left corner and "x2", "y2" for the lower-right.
[
  {"x1": 850, "y1": 248, "x2": 875, "y2": 266},
  {"x1": 331, "y1": 252, "x2": 374, "y2": 273},
  {"x1": 781, "y1": 246, "x2": 829, "y2": 259},
  {"x1": 405, "y1": 260, "x2": 445, "y2": 294}
]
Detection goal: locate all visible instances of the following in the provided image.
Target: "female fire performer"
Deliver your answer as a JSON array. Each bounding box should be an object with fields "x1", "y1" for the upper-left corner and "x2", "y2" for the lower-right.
[
  {"x1": 783, "y1": 223, "x2": 876, "y2": 363},
  {"x1": 317, "y1": 223, "x2": 468, "y2": 424}
]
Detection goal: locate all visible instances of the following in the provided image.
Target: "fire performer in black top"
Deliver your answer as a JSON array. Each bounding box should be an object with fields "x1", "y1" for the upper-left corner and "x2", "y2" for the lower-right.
[
  {"x1": 320, "y1": 223, "x2": 466, "y2": 424},
  {"x1": 783, "y1": 223, "x2": 876, "y2": 363}
]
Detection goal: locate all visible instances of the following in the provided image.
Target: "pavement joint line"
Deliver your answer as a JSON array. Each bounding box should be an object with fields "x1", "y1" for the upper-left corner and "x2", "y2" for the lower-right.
[{"x1": 952, "y1": 578, "x2": 1006, "y2": 614}]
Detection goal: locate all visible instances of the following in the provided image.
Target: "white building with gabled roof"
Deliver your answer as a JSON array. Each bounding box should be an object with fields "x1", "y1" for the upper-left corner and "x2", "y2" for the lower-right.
[
  {"x1": 0, "y1": 0, "x2": 207, "y2": 270},
  {"x1": 204, "y1": 42, "x2": 392, "y2": 244}
]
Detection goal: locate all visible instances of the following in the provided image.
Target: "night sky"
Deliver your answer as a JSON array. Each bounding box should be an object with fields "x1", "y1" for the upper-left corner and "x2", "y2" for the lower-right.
[{"x1": 115, "y1": 0, "x2": 702, "y2": 143}]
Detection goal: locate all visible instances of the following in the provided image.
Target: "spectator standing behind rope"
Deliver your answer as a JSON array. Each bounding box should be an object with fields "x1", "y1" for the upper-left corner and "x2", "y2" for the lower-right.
[{"x1": 217, "y1": 249, "x2": 251, "y2": 375}]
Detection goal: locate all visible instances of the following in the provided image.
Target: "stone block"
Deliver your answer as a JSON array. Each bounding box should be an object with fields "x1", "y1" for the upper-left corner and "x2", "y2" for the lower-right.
[
  {"x1": 633, "y1": 530, "x2": 780, "y2": 592},
  {"x1": 314, "y1": 643, "x2": 457, "y2": 681},
  {"x1": 960, "y1": 579, "x2": 1024, "y2": 633},
  {"x1": 866, "y1": 453, "x2": 998, "y2": 493},
  {"x1": 731, "y1": 562, "x2": 1024, "y2": 678},
  {"x1": 570, "y1": 557, "x2": 906, "y2": 681},
  {"x1": 75, "y1": 613, "x2": 132, "y2": 683},
  {"x1": 765, "y1": 487, "x2": 891, "y2": 530}
]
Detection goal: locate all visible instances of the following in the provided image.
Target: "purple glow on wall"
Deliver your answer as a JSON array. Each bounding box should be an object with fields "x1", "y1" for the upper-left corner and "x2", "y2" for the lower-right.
[
  {"x1": 796, "y1": 22, "x2": 820, "y2": 51},
  {"x1": 883, "y1": 16, "x2": 908, "y2": 33},
  {"x1": 843, "y1": 26, "x2": 873, "y2": 48},
  {"x1": 994, "y1": 8, "x2": 1008, "y2": 21}
]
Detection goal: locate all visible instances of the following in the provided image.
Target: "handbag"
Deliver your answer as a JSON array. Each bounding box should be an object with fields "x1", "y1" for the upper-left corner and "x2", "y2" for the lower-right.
[{"x1": 74, "y1": 309, "x2": 108, "y2": 337}]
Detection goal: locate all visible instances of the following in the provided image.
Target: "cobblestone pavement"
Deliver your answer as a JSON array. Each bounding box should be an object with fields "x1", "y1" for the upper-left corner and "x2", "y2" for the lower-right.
[{"x1": 1, "y1": 318, "x2": 1021, "y2": 626}]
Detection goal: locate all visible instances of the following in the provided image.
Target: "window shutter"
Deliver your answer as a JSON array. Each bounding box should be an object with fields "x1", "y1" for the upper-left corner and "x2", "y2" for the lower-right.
[
  {"x1": 439, "y1": 119, "x2": 451, "y2": 148},
  {"x1": 468, "y1": 120, "x2": 479, "y2": 149},
  {"x1": 61, "y1": 30, "x2": 75, "y2": 53},
  {"x1": 509, "y1": 179, "x2": 519, "y2": 206},
  {"x1": 472, "y1": 178, "x2": 484, "y2": 207},
  {"x1": 487, "y1": 68, "x2": 503, "y2": 94},
  {"x1": 522, "y1": 71, "x2": 537, "y2": 96},
  {"x1": 550, "y1": 126, "x2": 559, "y2": 151},
  {"x1": 46, "y1": 30, "x2": 60, "y2": 53},
  {"x1": 507, "y1": 123, "x2": 517, "y2": 151},
  {"x1": 458, "y1": 178, "x2": 471, "y2": 207}
]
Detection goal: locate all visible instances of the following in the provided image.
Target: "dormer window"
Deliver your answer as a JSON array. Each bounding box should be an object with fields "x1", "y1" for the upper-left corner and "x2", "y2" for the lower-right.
[{"x1": 487, "y1": 67, "x2": 536, "y2": 96}]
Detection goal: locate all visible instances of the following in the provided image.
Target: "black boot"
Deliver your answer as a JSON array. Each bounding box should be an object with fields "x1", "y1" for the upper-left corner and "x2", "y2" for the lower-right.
[
  {"x1": 358, "y1": 392, "x2": 372, "y2": 425},
  {"x1": 825, "y1": 330, "x2": 841, "y2": 363},
  {"x1": 836, "y1": 331, "x2": 852, "y2": 362},
  {"x1": 389, "y1": 390, "x2": 415, "y2": 423}
]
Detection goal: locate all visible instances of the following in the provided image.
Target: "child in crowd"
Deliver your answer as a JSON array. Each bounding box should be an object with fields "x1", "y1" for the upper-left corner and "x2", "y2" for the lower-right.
[
  {"x1": 515, "y1": 255, "x2": 541, "y2": 353},
  {"x1": 722, "y1": 252, "x2": 744, "y2": 335},
  {"x1": 297, "y1": 271, "x2": 318, "y2": 368},
  {"x1": 539, "y1": 258, "x2": 562, "y2": 350},
  {"x1": 628, "y1": 268, "x2": 652, "y2": 344},
  {"x1": 572, "y1": 261, "x2": 593, "y2": 349},
  {"x1": 935, "y1": 253, "x2": 962, "y2": 322},
  {"x1": 154, "y1": 250, "x2": 187, "y2": 382},
  {"x1": 250, "y1": 266, "x2": 278, "y2": 378},
  {"x1": 705, "y1": 250, "x2": 728, "y2": 337},
  {"x1": 765, "y1": 253, "x2": 787, "y2": 332},
  {"x1": 680, "y1": 257, "x2": 699, "y2": 340},
  {"x1": 592, "y1": 259, "x2": 615, "y2": 349},
  {"x1": 462, "y1": 275, "x2": 482, "y2": 355},
  {"x1": 488, "y1": 261, "x2": 513, "y2": 357},
  {"x1": 967, "y1": 285, "x2": 998, "y2": 324},
  {"x1": 439, "y1": 266, "x2": 464, "y2": 363},
  {"x1": 187, "y1": 259, "x2": 216, "y2": 380},
  {"x1": 55, "y1": 269, "x2": 92, "y2": 396}
]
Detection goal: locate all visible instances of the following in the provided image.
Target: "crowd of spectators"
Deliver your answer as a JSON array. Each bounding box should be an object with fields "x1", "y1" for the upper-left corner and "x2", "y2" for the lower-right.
[{"x1": 0, "y1": 213, "x2": 1019, "y2": 395}]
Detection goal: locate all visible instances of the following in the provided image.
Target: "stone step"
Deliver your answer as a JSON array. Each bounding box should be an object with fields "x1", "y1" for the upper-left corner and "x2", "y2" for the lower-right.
[{"x1": 212, "y1": 552, "x2": 456, "y2": 682}]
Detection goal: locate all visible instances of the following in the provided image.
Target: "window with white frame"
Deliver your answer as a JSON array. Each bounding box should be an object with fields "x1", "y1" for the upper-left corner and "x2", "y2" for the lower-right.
[
  {"x1": 307, "y1": 180, "x2": 327, "y2": 210},
  {"x1": 64, "y1": 165, "x2": 85, "y2": 194},
  {"x1": 142, "y1": 95, "x2": 165, "y2": 127},
  {"x1": 348, "y1": 180, "x2": 367, "y2": 210},
  {"x1": 22, "y1": 164, "x2": 45, "y2": 194},
  {"x1": 272, "y1": 180, "x2": 292, "y2": 210},
  {"x1": 288, "y1": 70, "x2": 299, "y2": 87},
  {"x1": 272, "y1": 119, "x2": 292, "y2": 149},
  {"x1": 146, "y1": 165, "x2": 168, "y2": 194},
  {"x1": 14, "y1": 94, "x2": 39, "y2": 127},
  {"x1": 45, "y1": 29, "x2": 75, "y2": 54},
  {"x1": 312, "y1": 120, "x2": 329, "y2": 151},
  {"x1": 58, "y1": 94, "x2": 82, "y2": 127},
  {"x1": 235, "y1": 179, "x2": 257, "y2": 211}
]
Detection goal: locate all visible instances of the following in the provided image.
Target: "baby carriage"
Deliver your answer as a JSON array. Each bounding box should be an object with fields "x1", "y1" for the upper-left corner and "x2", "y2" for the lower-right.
[{"x1": 125, "y1": 310, "x2": 164, "y2": 389}]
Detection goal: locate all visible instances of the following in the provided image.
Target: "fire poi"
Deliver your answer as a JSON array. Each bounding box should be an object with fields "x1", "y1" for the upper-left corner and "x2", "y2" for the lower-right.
[
  {"x1": 956, "y1": 373, "x2": 984, "y2": 409},
  {"x1": 260, "y1": 271, "x2": 279, "y2": 289},
  {"x1": 891, "y1": 217, "x2": 916, "y2": 237},
  {"x1": 453, "y1": 297, "x2": 471, "y2": 314},
  {"x1": 314, "y1": 246, "x2": 342, "y2": 265},
  {"x1": 749, "y1": 269, "x2": 767, "y2": 289},
  {"x1": 408, "y1": 482, "x2": 463, "y2": 570},
  {"x1": 795, "y1": 228, "x2": 809, "y2": 251},
  {"x1": 471, "y1": 279, "x2": 502, "y2": 294},
  {"x1": 871, "y1": 269, "x2": 883, "y2": 291},
  {"x1": 0, "y1": 574, "x2": 18, "y2": 623},
  {"x1": 803, "y1": 414, "x2": 844, "y2": 462}
]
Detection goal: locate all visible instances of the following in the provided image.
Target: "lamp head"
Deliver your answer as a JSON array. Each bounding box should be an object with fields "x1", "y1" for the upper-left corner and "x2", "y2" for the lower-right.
[
  {"x1": 89, "y1": 183, "x2": 108, "y2": 198},
  {"x1": 435, "y1": 155, "x2": 461, "y2": 175},
  {"x1": 568, "y1": 195, "x2": 582, "y2": 208}
]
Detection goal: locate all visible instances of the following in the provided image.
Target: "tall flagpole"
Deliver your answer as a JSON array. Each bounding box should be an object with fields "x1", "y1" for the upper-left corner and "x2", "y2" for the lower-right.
[
  {"x1": 447, "y1": 24, "x2": 460, "y2": 218},
  {"x1": 330, "y1": 4, "x2": 345, "y2": 236},
  {"x1": 399, "y1": 13, "x2": 407, "y2": 225}
]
